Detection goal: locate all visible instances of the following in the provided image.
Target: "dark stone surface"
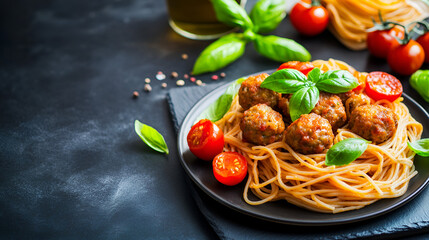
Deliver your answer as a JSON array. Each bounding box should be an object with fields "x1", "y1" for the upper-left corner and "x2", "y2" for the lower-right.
[{"x1": 1, "y1": 0, "x2": 428, "y2": 239}]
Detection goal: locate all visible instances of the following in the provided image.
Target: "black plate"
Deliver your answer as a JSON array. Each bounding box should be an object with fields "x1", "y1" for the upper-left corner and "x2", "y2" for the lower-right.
[{"x1": 177, "y1": 73, "x2": 429, "y2": 226}]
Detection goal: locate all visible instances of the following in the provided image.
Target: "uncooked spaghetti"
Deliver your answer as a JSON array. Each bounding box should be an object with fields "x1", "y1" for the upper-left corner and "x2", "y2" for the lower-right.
[{"x1": 215, "y1": 59, "x2": 423, "y2": 213}]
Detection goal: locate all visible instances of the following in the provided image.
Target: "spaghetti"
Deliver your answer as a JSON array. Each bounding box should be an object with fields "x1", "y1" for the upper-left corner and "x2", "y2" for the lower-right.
[{"x1": 215, "y1": 59, "x2": 423, "y2": 213}]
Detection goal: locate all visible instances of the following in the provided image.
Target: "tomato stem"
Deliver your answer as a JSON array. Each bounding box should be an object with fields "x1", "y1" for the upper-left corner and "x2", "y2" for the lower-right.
[
  {"x1": 368, "y1": 12, "x2": 395, "y2": 32},
  {"x1": 389, "y1": 22, "x2": 411, "y2": 45},
  {"x1": 311, "y1": 0, "x2": 321, "y2": 7},
  {"x1": 411, "y1": 21, "x2": 429, "y2": 36}
]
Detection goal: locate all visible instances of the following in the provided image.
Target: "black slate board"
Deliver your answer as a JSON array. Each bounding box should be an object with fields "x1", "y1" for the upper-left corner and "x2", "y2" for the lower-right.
[{"x1": 168, "y1": 83, "x2": 429, "y2": 240}]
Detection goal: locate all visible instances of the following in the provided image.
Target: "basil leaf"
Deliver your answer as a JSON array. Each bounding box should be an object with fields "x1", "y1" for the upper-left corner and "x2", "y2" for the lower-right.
[
  {"x1": 253, "y1": 35, "x2": 311, "y2": 62},
  {"x1": 192, "y1": 33, "x2": 246, "y2": 75},
  {"x1": 134, "y1": 120, "x2": 169, "y2": 154},
  {"x1": 211, "y1": 0, "x2": 253, "y2": 30},
  {"x1": 408, "y1": 139, "x2": 429, "y2": 157},
  {"x1": 289, "y1": 86, "x2": 319, "y2": 121},
  {"x1": 199, "y1": 77, "x2": 246, "y2": 122},
  {"x1": 410, "y1": 70, "x2": 429, "y2": 102},
  {"x1": 307, "y1": 67, "x2": 322, "y2": 83},
  {"x1": 260, "y1": 69, "x2": 307, "y2": 93},
  {"x1": 315, "y1": 70, "x2": 359, "y2": 94},
  {"x1": 250, "y1": 0, "x2": 287, "y2": 33},
  {"x1": 325, "y1": 138, "x2": 369, "y2": 166}
]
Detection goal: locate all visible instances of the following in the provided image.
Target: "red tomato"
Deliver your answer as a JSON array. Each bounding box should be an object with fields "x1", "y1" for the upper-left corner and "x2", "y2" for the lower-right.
[
  {"x1": 416, "y1": 33, "x2": 429, "y2": 64},
  {"x1": 387, "y1": 40, "x2": 425, "y2": 75},
  {"x1": 367, "y1": 26, "x2": 404, "y2": 59},
  {"x1": 213, "y1": 152, "x2": 248, "y2": 186},
  {"x1": 277, "y1": 61, "x2": 315, "y2": 75},
  {"x1": 289, "y1": 0, "x2": 329, "y2": 36},
  {"x1": 187, "y1": 119, "x2": 224, "y2": 161},
  {"x1": 365, "y1": 72, "x2": 403, "y2": 102}
]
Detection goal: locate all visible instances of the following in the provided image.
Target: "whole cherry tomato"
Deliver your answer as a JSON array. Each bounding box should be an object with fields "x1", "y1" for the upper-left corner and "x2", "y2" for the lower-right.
[
  {"x1": 365, "y1": 71, "x2": 403, "y2": 102},
  {"x1": 387, "y1": 39, "x2": 425, "y2": 75},
  {"x1": 289, "y1": 0, "x2": 329, "y2": 36},
  {"x1": 213, "y1": 152, "x2": 248, "y2": 186},
  {"x1": 367, "y1": 26, "x2": 404, "y2": 59},
  {"x1": 277, "y1": 61, "x2": 315, "y2": 75},
  {"x1": 416, "y1": 32, "x2": 429, "y2": 64},
  {"x1": 187, "y1": 119, "x2": 224, "y2": 161}
]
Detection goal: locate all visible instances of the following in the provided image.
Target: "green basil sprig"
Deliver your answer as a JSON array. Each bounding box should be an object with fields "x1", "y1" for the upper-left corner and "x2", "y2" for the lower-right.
[
  {"x1": 193, "y1": 34, "x2": 246, "y2": 75},
  {"x1": 410, "y1": 70, "x2": 429, "y2": 103},
  {"x1": 408, "y1": 139, "x2": 429, "y2": 157},
  {"x1": 250, "y1": 0, "x2": 287, "y2": 33},
  {"x1": 199, "y1": 77, "x2": 246, "y2": 122},
  {"x1": 325, "y1": 138, "x2": 369, "y2": 166},
  {"x1": 192, "y1": 0, "x2": 311, "y2": 75},
  {"x1": 134, "y1": 120, "x2": 169, "y2": 154},
  {"x1": 261, "y1": 67, "x2": 358, "y2": 121},
  {"x1": 289, "y1": 86, "x2": 319, "y2": 122},
  {"x1": 212, "y1": 0, "x2": 253, "y2": 29},
  {"x1": 253, "y1": 35, "x2": 311, "y2": 62}
]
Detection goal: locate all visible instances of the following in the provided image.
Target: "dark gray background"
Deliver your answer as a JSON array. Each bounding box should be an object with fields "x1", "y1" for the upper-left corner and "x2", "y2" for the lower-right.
[{"x1": 1, "y1": 0, "x2": 428, "y2": 239}]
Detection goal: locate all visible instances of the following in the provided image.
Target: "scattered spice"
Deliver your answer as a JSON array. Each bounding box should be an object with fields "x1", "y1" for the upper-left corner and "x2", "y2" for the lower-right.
[
  {"x1": 156, "y1": 71, "x2": 166, "y2": 80},
  {"x1": 133, "y1": 91, "x2": 139, "y2": 98},
  {"x1": 176, "y1": 80, "x2": 185, "y2": 86},
  {"x1": 181, "y1": 53, "x2": 188, "y2": 60},
  {"x1": 144, "y1": 84, "x2": 152, "y2": 92},
  {"x1": 133, "y1": 69, "x2": 226, "y2": 99}
]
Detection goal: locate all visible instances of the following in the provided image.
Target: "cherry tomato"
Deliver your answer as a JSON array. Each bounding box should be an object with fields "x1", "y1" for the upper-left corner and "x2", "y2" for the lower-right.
[
  {"x1": 387, "y1": 40, "x2": 425, "y2": 75},
  {"x1": 213, "y1": 152, "x2": 248, "y2": 186},
  {"x1": 289, "y1": 0, "x2": 329, "y2": 36},
  {"x1": 365, "y1": 72, "x2": 403, "y2": 102},
  {"x1": 367, "y1": 26, "x2": 404, "y2": 59},
  {"x1": 187, "y1": 119, "x2": 224, "y2": 161},
  {"x1": 416, "y1": 33, "x2": 429, "y2": 64},
  {"x1": 277, "y1": 61, "x2": 315, "y2": 75}
]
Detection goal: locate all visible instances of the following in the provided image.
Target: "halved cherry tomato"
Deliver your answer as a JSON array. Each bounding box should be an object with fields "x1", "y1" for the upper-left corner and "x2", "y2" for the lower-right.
[
  {"x1": 367, "y1": 26, "x2": 404, "y2": 59},
  {"x1": 289, "y1": 0, "x2": 329, "y2": 36},
  {"x1": 277, "y1": 61, "x2": 315, "y2": 75},
  {"x1": 187, "y1": 119, "x2": 224, "y2": 161},
  {"x1": 365, "y1": 72, "x2": 403, "y2": 102},
  {"x1": 213, "y1": 152, "x2": 248, "y2": 186},
  {"x1": 416, "y1": 32, "x2": 429, "y2": 64},
  {"x1": 387, "y1": 39, "x2": 425, "y2": 75}
]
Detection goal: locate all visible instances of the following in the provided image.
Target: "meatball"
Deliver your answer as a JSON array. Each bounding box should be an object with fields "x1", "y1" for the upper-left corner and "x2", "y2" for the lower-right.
[
  {"x1": 338, "y1": 90, "x2": 355, "y2": 104},
  {"x1": 345, "y1": 93, "x2": 371, "y2": 117},
  {"x1": 277, "y1": 94, "x2": 292, "y2": 122},
  {"x1": 238, "y1": 73, "x2": 281, "y2": 110},
  {"x1": 285, "y1": 113, "x2": 334, "y2": 154},
  {"x1": 348, "y1": 104, "x2": 398, "y2": 144},
  {"x1": 311, "y1": 92, "x2": 347, "y2": 131},
  {"x1": 240, "y1": 104, "x2": 285, "y2": 146}
]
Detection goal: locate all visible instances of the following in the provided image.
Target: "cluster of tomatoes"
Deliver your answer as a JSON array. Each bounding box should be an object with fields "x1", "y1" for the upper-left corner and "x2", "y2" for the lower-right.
[
  {"x1": 367, "y1": 20, "x2": 428, "y2": 75},
  {"x1": 186, "y1": 119, "x2": 248, "y2": 186},
  {"x1": 289, "y1": 1, "x2": 428, "y2": 76}
]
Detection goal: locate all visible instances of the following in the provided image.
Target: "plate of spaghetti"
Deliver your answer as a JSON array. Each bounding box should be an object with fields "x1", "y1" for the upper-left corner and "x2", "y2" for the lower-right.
[{"x1": 177, "y1": 59, "x2": 429, "y2": 225}]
